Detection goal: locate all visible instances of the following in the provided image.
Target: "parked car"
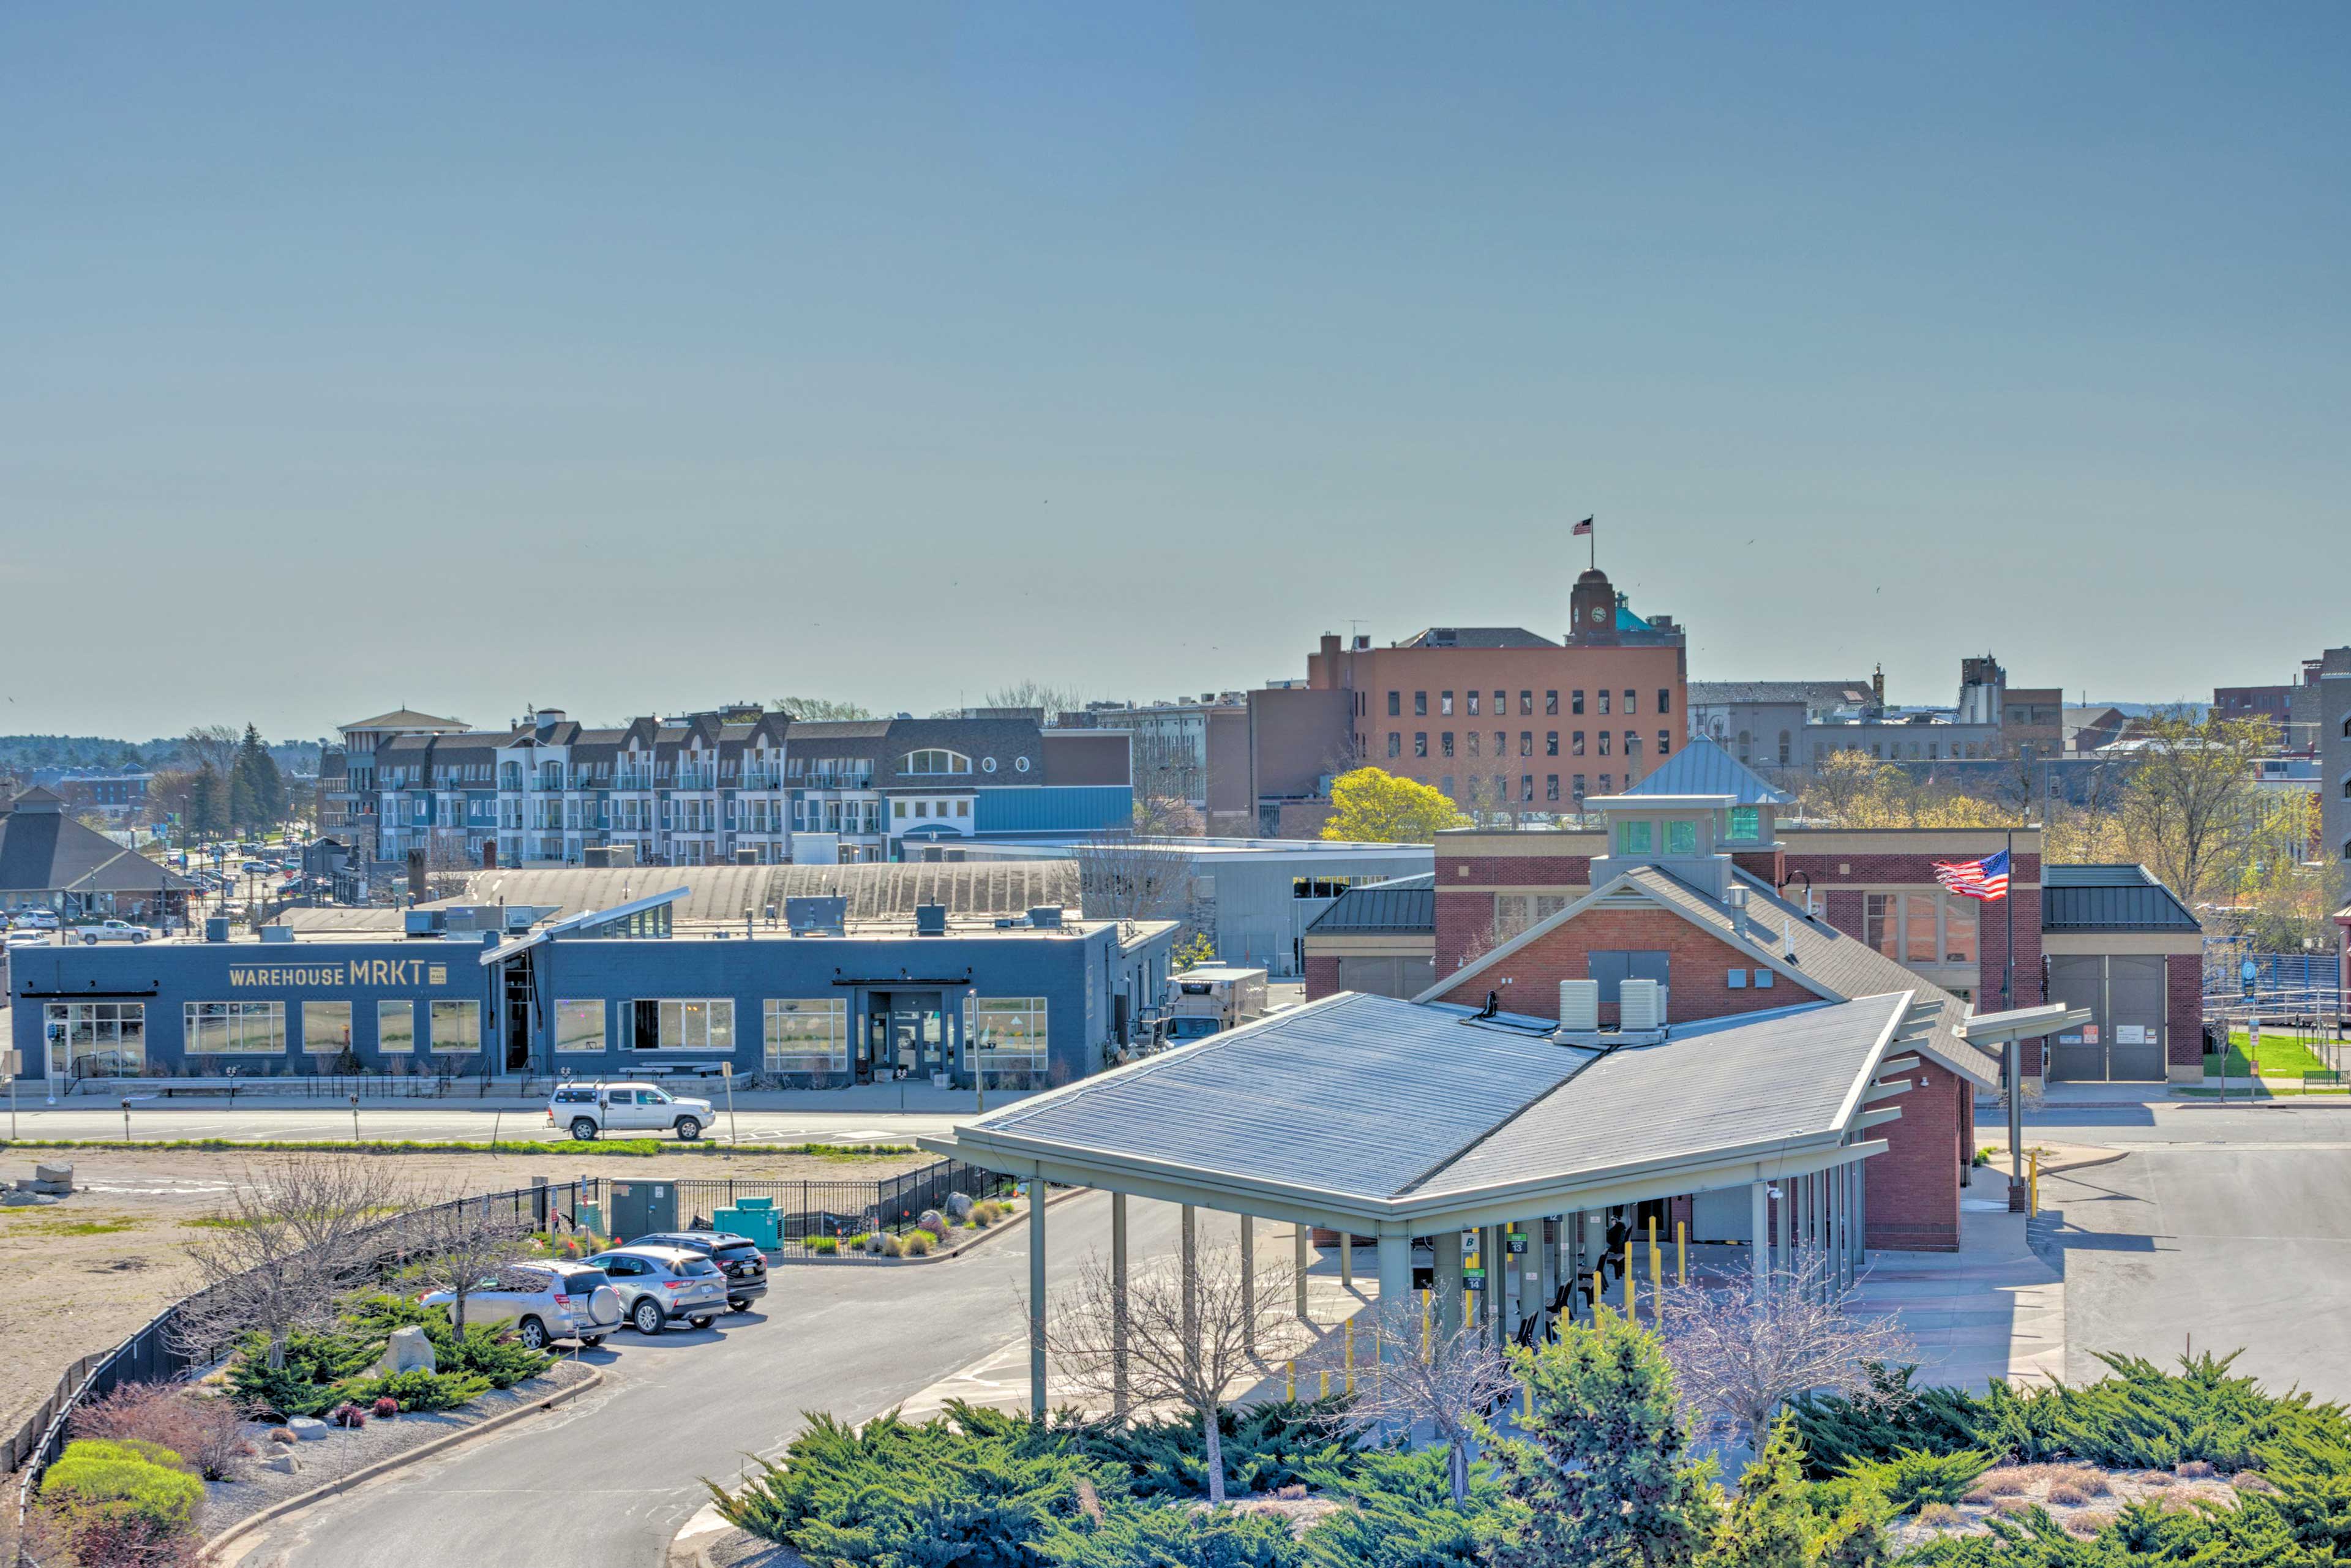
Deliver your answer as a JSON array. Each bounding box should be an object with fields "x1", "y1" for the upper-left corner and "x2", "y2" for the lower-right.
[
  {"x1": 9, "y1": 909, "x2": 59, "y2": 931},
  {"x1": 77, "y1": 920, "x2": 151, "y2": 945},
  {"x1": 6, "y1": 929, "x2": 50, "y2": 948},
  {"x1": 628, "y1": 1230, "x2": 768, "y2": 1312},
  {"x1": 418, "y1": 1261, "x2": 623, "y2": 1351},
  {"x1": 546, "y1": 1082, "x2": 714, "y2": 1141},
  {"x1": 239, "y1": 861, "x2": 272, "y2": 875},
  {"x1": 582, "y1": 1246, "x2": 729, "y2": 1334}
]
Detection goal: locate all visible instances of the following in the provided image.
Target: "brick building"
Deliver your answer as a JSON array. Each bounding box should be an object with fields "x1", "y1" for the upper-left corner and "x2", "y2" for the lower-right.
[{"x1": 1244, "y1": 565, "x2": 1687, "y2": 832}]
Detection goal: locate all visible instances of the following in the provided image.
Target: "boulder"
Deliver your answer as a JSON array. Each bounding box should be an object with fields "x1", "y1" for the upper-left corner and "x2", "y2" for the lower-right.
[
  {"x1": 288, "y1": 1416, "x2": 329, "y2": 1441},
  {"x1": 1, "y1": 1190, "x2": 55, "y2": 1207},
  {"x1": 262, "y1": 1450, "x2": 302, "y2": 1474},
  {"x1": 917, "y1": 1209, "x2": 949, "y2": 1236},
  {"x1": 376, "y1": 1324, "x2": 438, "y2": 1377},
  {"x1": 861, "y1": 1232, "x2": 887, "y2": 1256},
  {"x1": 32, "y1": 1162, "x2": 72, "y2": 1192},
  {"x1": 946, "y1": 1192, "x2": 976, "y2": 1221}
]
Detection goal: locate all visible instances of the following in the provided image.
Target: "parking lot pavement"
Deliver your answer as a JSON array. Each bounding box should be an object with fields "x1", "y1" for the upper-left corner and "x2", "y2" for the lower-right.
[
  {"x1": 2026, "y1": 1100, "x2": 2351, "y2": 1400},
  {"x1": 1, "y1": 1104, "x2": 976, "y2": 1146},
  {"x1": 216, "y1": 1190, "x2": 1196, "y2": 1568}
]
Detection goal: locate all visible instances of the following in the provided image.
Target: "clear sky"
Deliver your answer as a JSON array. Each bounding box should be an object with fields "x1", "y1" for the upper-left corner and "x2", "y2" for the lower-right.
[{"x1": 5, "y1": 2, "x2": 2346, "y2": 740}]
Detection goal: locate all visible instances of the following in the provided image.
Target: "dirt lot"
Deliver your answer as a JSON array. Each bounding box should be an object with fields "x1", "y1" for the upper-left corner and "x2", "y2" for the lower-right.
[{"x1": 0, "y1": 1143, "x2": 932, "y2": 1450}]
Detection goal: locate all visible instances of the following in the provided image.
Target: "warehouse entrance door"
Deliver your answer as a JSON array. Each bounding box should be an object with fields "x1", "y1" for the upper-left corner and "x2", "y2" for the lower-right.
[{"x1": 2047, "y1": 954, "x2": 2165, "y2": 1081}]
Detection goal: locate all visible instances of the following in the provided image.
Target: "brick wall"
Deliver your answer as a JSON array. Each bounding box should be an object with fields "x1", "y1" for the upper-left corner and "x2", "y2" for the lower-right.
[
  {"x1": 1824, "y1": 890, "x2": 1865, "y2": 940},
  {"x1": 1865, "y1": 1058, "x2": 1964, "y2": 1251},
  {"x1": 1431, "y1": 907, "x2": 1819, "y2": 1025},
  {"x1": 1444, "y1": 855, "x2": 1592, "y2": 887},
  {"x1": 1304, "y1": 955, "x2": 1341, "y2": 1002},
  {"x1": 1730, "y1": 847, "x2": 1786, "y2": 886},
  {"x1": 1434, "y1": 890, "x2": 1494, "y2": 980},
  {"x1": 2167, "y1": 953, "x2": 2204, "y2": 1073},
  {"x1": 1982, "y1": 886, "x2": 2045, "y2": 1075}
]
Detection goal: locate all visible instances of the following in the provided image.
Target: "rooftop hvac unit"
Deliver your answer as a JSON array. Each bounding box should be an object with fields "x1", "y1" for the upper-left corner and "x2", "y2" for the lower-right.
[
  {"x1": 404, "y1": 910, "x2": 445, "y2": 937},
  {"x1": 914, "y1": 903, "x2": 947, "y2": 936},
  {"x1": 258, "y1": 925, "x2": 293, "y2": 944},
  {"x1": 786, "y1": 896, "x2": 847, "y2": 936},
  {"x1": 1619, "y1": 977, "x2": 1666, "y2": 1031},
  {"x1": 1028, "y1": 906, "x2": 1064, "y2": 929},
  {"x1": 1558, "y1": 978, "x2": 1600, "y2": 1032}
]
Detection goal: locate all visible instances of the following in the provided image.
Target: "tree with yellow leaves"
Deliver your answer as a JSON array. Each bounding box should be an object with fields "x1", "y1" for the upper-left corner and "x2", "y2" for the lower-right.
[{"x1": 1322, "y1": 767, "x2": 1472, "y2": 842}]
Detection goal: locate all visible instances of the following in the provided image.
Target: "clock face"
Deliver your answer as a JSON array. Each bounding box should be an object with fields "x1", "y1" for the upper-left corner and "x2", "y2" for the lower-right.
[{"x1": 1590, "y1": 607, "x2": 1606, "y2": 623}]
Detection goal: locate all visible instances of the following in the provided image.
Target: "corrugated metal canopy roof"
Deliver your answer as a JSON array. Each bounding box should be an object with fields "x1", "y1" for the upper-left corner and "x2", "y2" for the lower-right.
[
  {"x1": 1305, "y1": 872, "x2": 1436, "y2": 935},
  {"x1": 2042, "y1": 863, "x2": 2202, "y2": 932}
]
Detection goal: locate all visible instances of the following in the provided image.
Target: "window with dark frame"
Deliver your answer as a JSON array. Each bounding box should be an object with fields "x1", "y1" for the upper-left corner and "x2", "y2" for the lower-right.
[
  {"x1": 1546, "y1": 690, "x2": 1559, "y2": 715},
  {"x1": 1414, "y1": 732, "x2": 1428, "y2": 757},
  {"x1": 1387, "y1": 691, "x2": 1400, "y2": 716},
  {"x1": 1415, "y1": 691, "x2": 1428, "y2": 716},
  {"x1": 1547, "y1": 732, "x2": 1559, "y2": 756}
]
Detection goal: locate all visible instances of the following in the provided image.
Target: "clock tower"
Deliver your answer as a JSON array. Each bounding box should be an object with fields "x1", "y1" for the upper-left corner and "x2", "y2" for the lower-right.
[{"x1": 1568, "y1": 568, "x2": 1619, "y2": 647}]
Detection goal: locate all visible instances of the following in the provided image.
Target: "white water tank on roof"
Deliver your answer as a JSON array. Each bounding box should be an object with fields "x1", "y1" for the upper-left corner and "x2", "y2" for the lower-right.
[
  {"x1": 1559, "y1": 979, "x2": 1600, "y2": 1031},
  {"x1": 1619, "y1": 977, "x2": 1666, "y2": 1031}
]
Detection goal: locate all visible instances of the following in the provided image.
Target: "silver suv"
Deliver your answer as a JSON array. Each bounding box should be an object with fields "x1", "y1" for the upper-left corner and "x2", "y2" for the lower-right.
[
  {"x1": 419, "y1": 1261, "x2": 623, "y2": 1351},
  {"x1": 585, "y1": 1246, "x2": 729, "y2": 1335},
  {"x1": 629, "y1": 1231, "x2": 768, "y2": 1313}
]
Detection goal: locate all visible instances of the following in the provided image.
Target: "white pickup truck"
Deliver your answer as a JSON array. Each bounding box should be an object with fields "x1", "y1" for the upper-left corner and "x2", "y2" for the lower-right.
[
  {"x1": 76, "y1": 920, "x2": 152, "y2": 945},
  {"x1": 546, "y1": 1081, "x2": 715, "y2": 1141}
]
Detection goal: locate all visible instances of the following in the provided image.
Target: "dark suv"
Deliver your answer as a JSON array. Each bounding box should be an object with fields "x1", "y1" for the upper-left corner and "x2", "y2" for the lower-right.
[{"x1": 632, "y1": 1229, "x2": 768, "y2": 1312}]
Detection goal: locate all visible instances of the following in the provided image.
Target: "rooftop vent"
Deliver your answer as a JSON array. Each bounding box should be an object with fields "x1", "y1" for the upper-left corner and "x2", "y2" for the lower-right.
[
  {"x1": 1727, "y1": 885, "x2": 1750, "y2": 940},
  {"x1": 1619, "y1": 977, "x2": 1667, "y2": 1031},
  {"x1": 258, "y1": 925, "x2": 293, "y2": 945},
  {"x1": 786, "y1": 896, "x2": 847, "y2": 937},
  {"x1": 914, "y1": 903, "x2": 947, "y2": 937},
  {"x1": 1559, "y1": 978, "x2": 1600, "y2": 1032},
  {"x1": 1028, "y1": 906, "x2": 1065, "y2": 929}
]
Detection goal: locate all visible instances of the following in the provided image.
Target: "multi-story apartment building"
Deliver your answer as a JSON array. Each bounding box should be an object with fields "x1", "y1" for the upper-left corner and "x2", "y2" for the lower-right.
[
  {"x1": 321, "y1": 709, "x2": 473, "y2": 842},
  {"x1": 330, "y1": 703, "x2": 1133, "y2": 872}
]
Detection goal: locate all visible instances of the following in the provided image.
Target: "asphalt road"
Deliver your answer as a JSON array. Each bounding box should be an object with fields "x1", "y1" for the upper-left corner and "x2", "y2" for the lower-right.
[
  {"x1": 2029, "y1": 1101, "x2": 2351, "y2": 1398},
  {"x1": 219, "y1": 1190, "x2": 1205, "y2": 1567},
  {"x1": 0, "y1": 1105, "x2": 969, "y2": 1146}
]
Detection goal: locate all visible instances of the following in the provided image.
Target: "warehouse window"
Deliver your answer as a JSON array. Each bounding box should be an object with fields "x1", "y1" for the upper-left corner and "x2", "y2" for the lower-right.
[
  {"x1": 628, "y1": 999, "x2": 735, "y2": 1051},
  {"x1": 965, "y1": 996, "x2": 1048, "y2": 1078},
  {"x1": 555, "y1": 999, "x2": 606, "y2": 1053},
  {"x1": 186, "y1": 1000, "x2": 283, "y2": 1056},
  {"x1": 763, "y1": 999, "x2": 849, "y2": 1073},
  {"x1": 430, "y1": 1000, "x2": 481, "y2": 1054},
  {"x1": 377, "y1": 1000, "x2": 415, "y2": 1052},
  {"x1": 302, "y1": 1001, "x2": 351, "y2": 1055},
  {"x1": 46, "y1": 1002, "x2": 144, "y2": 1078}
]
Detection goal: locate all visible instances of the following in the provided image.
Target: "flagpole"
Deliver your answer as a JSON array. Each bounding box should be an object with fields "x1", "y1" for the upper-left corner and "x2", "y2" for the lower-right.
[{"x1": 2004, "y1": 827, "x2": 2022, "y2": 1212}]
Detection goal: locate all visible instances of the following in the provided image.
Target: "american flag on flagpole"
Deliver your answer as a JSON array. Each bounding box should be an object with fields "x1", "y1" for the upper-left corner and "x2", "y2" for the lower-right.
[
  {"x1": 1934, "y1": 848, "x2": 2010, "y2": 902},
  {"x1": 1572, "y1": 517, "x2": 1593, "y2": 536}
]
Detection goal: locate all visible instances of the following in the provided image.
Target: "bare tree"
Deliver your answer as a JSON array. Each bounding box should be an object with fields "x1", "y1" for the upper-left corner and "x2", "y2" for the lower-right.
[
  {"x1": 1335, "y1": 1288, "x2": 1517, "y2": 1507},
  {"x1": 1653, "y1": 1248, "x2": 1912, "y2": 1447},
  {"x1": 771, "y1": 696, "x2": 875, "y2": 721},
  {"x1": 174, "y1": 1155, "x2": 413, "y2": 1370},
  {"x1": 393, "y1": 1188, "x2": 539, "y2": 1334},
  {"x1": 179, "y1": 724, "x2": 242, "y2": 779},
  {"x1": 1074, "y1": 830, "x2": 1198, "y2": 927},
  {"x1": 985, "y1": 680, "x2": 1097, "y2": 721},
  {"x1": 1043, "y1": 1244, "x2": 1314, "y2": 1504}
]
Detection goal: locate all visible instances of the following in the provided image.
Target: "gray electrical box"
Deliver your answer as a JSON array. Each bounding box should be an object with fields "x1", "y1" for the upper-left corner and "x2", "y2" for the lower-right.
[{"x1": 608, "y1": 1180, "x2": 678, "y2": 1243}]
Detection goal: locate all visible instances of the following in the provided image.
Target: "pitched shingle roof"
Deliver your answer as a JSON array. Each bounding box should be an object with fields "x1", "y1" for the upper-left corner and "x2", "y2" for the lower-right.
[
  {"x1": 340, "y1": 708, "x2": 468, "y2": 732},
  {"x1": 0, "y1": 790, "x2": 198, "y2": 896}
]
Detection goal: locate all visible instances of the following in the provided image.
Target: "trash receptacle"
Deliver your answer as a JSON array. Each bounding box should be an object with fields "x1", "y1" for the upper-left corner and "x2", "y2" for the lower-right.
[{"x1": 716, "y1": 1195, "x2": 779, "y2": 1251}]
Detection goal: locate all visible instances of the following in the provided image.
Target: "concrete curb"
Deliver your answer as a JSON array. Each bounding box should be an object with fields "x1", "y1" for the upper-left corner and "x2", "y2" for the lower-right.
[
  {"x1": 665, "y1": 1499, "x2": 735, "y2": 1567},
  {"x1": 203, "y1": 1365, "x2": 604, "y2": 1559}
]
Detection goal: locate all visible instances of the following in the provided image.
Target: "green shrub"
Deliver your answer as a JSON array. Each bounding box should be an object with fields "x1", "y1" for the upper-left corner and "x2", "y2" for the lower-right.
[
  {"x1": 807, "y1": 1236, "x2": 838, "y2": 1255},
  {"x1": 707, "y1": 1408, "x2": 1120, "y2": 1564},
  {"x1": 341, "y1": 1367, "x2": 493, "y2": 1412},
  {"x1": 1034, "y1": 1504, "x2": 1304, "y2": 1567},
  {"x1": 1083, "y1": 1398, "x2": 1352, "y2": 1502},
  {"x1": 902, "y1": 1229, "x2": 937, "y2": 1255},
  {"x1": 40, "y1": 1438, "x2": 205, "y2": 1536},
  {"x1": 227, "y1": 1328, "x2": 377, "y2": 1419},
  {"x1": 1299, "y1": 1447, "x2": 1494, "y2": 1568},
  {"x1": 336, "y1": 1294, "x2": 550, "y2": 1389},
  {"x1": 1840, "y1": 1447, "x2": 1995, "y2": 1514}
]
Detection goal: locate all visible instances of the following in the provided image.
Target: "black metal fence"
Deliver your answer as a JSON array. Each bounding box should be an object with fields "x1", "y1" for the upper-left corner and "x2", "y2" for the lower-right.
[{"x1": 665, "y1": 1161, "x2": 1016, "y2": 1252}]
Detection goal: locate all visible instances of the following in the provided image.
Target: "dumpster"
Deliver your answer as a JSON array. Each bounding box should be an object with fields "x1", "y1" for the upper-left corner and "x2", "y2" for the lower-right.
[{"x1": 715, "y1": 1195, "x2": 779, "y2": 1251}]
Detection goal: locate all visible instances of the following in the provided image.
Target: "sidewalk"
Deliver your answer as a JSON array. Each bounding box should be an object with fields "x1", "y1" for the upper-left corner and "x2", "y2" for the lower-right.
[
  {"x1": 1849, "y1": 1204, "x2": 2063, "y2": 1389},
  {"x1": 41, "y1": 1082, "x2": 1043, "y2": 1115}
]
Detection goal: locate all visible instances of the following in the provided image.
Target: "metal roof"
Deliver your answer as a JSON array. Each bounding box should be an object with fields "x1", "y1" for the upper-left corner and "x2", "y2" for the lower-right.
[
  {"x1": 938, "y1": 989, "x2": 1916, "y2": 1223},
  {"x1": 1616, "y1": 737, "x2": 1794, "y2": 806},
  {"x1": 421, "y1": 861, "x2": 1081, "y2": 925},
  {"x1": 1395, "y1": 627, "x2": 1561, "y2": 650},
  {"x1": 1305, "y1": 872, "x2": 1437, "y2": 935},
  {"x1": 2041, "y1": 864, "x2": 2202, "y2": 932}
]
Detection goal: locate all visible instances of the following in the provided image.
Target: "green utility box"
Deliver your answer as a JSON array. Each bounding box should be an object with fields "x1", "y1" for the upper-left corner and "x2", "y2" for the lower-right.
[
  {"x1": 714, "y1": 1195, "x2": 779, "y2": 1251},
  {"x1": 609, "y1": 1181, "x2": 678, "y2": 1244}
]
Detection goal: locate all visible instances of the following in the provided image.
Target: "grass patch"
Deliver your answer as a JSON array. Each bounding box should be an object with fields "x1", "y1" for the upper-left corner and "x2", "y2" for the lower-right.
[
  {"x1": 2203, "y1": 1032, "x2": 2332, "y2": 1079},
  {"x1": 0, "y1": 1214, "x2": 144, "y2": 1236},
  {"x1": 0, "y1": 1138, "x2": 917, "y2": 1159}
]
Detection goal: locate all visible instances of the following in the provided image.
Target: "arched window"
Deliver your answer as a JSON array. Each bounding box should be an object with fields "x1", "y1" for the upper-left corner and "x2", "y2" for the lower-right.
[{"x1": 902, "y1": 749, "x2": 971, "y2": 776}]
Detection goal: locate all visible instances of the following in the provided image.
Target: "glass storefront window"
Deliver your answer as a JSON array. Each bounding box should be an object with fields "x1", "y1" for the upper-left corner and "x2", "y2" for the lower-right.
[
  {"x1": 302, "y1": 1002, "x2": 352, "y2": 1056},
  {"x1": 555, "y1": 999, "x2": 606, "y2": 1053},
  {"x1": 632, "y1": 999, "x2": 734, "y2": 1050},
  {"x1": 185, "y1": 1001, "x2": 285, "y2": 1056},
  {"x1": 45, "y1": 1002, "x2": 145, "y2": 1079},
  {"x1": 964, "y1": 996, "x2": 1048, "y2": 1083},
  {"x1": 763, "y1": 999, "x2": 849, "y2": 1072},
  {"x1": 1905, "y1": 895, "x2": 1940, "y2": 964},
  {"x1": 378, "y1": 1000, "x2": 415, "y2": 1052},
  {"x1": 1943, "y1": 894, "x2": 1979, "y2": 964},
  {"x1": 429, "y1": 1000, "x2": 481, "y2": 1054}
]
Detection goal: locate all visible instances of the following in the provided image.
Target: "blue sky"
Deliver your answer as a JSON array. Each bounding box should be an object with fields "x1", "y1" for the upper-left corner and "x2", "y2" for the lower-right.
[{"x1": 5, "y1": 3, "x2": 2346, "y2": 738}]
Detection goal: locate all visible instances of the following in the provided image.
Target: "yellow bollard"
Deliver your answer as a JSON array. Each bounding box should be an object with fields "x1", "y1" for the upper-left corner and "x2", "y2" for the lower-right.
[
  {"x1": 1592, "y1": 1268, "x2": 1602, "y2": 1317},
  {"x1": 1319, "y1": 1367, "x2": 1330, "y2": 1398},
  {"x1": 1676, "y1": 1219, "x2": 1687, "y2": 1285},
  {"x1": 2030, "y1": 1150, "x2": 2041, "y2": 1217},
  {"x1": 1521, "y1": 1381, "x2": 1532, "y2": 1419},
  {"x1": 1286, "y1": 1360, "x2": 1295, "y2": 1400},
  {"x1": 1344, "y1": 1321, "x2": 1355, "y2": 1395}
]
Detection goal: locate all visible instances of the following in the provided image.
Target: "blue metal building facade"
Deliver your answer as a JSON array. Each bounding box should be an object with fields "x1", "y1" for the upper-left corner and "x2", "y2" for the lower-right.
[{"x1": 11, "y1": 921, "x2": 1174, "y2": 1090}]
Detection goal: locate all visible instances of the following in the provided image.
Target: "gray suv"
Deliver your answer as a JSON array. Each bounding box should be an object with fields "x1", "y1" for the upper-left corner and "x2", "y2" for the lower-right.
[
  {"x1": 631, "y1": 1230, "x2": 768, "y2": 1313},
  {"x1": 420, "y1": 1261, "x2": 623, "y2": 1350},
  {"x1": 585, "y1": 1246, "x2": 729, "y2": 1335}
]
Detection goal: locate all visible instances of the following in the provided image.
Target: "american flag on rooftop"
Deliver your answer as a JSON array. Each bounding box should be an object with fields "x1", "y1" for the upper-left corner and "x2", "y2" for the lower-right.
[{"x1": 1933, "y1": 848, "x2": 2010, "y2": 902}]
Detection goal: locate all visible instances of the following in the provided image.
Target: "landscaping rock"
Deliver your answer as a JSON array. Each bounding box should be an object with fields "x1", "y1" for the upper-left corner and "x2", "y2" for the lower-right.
[
  {"x1": 2, "y1": 1189, "x2": 56, "y2": 1207},
  {"x1": 376, "y1": 1324, "x2": 437, "y2": 1376},
  {"x1": 947, "y1": 1192, "x2": 975, "y2": 1221},
  {"x1": 288, "y1": 1417, "x2": 329, "y2": 1441},
  {"x1": 917, "y1": 1209, "x2": 948, "y2": 1236},
  {"x1": 32, "y1": 1161, "x2": 73, "y2": 1193},
  {"x1": 862, "y1": 1232, "x2": 887, "y2": 1256},
  {"x1": 261, "y1": 1450, "x2": 301, "y2": 1474}
]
